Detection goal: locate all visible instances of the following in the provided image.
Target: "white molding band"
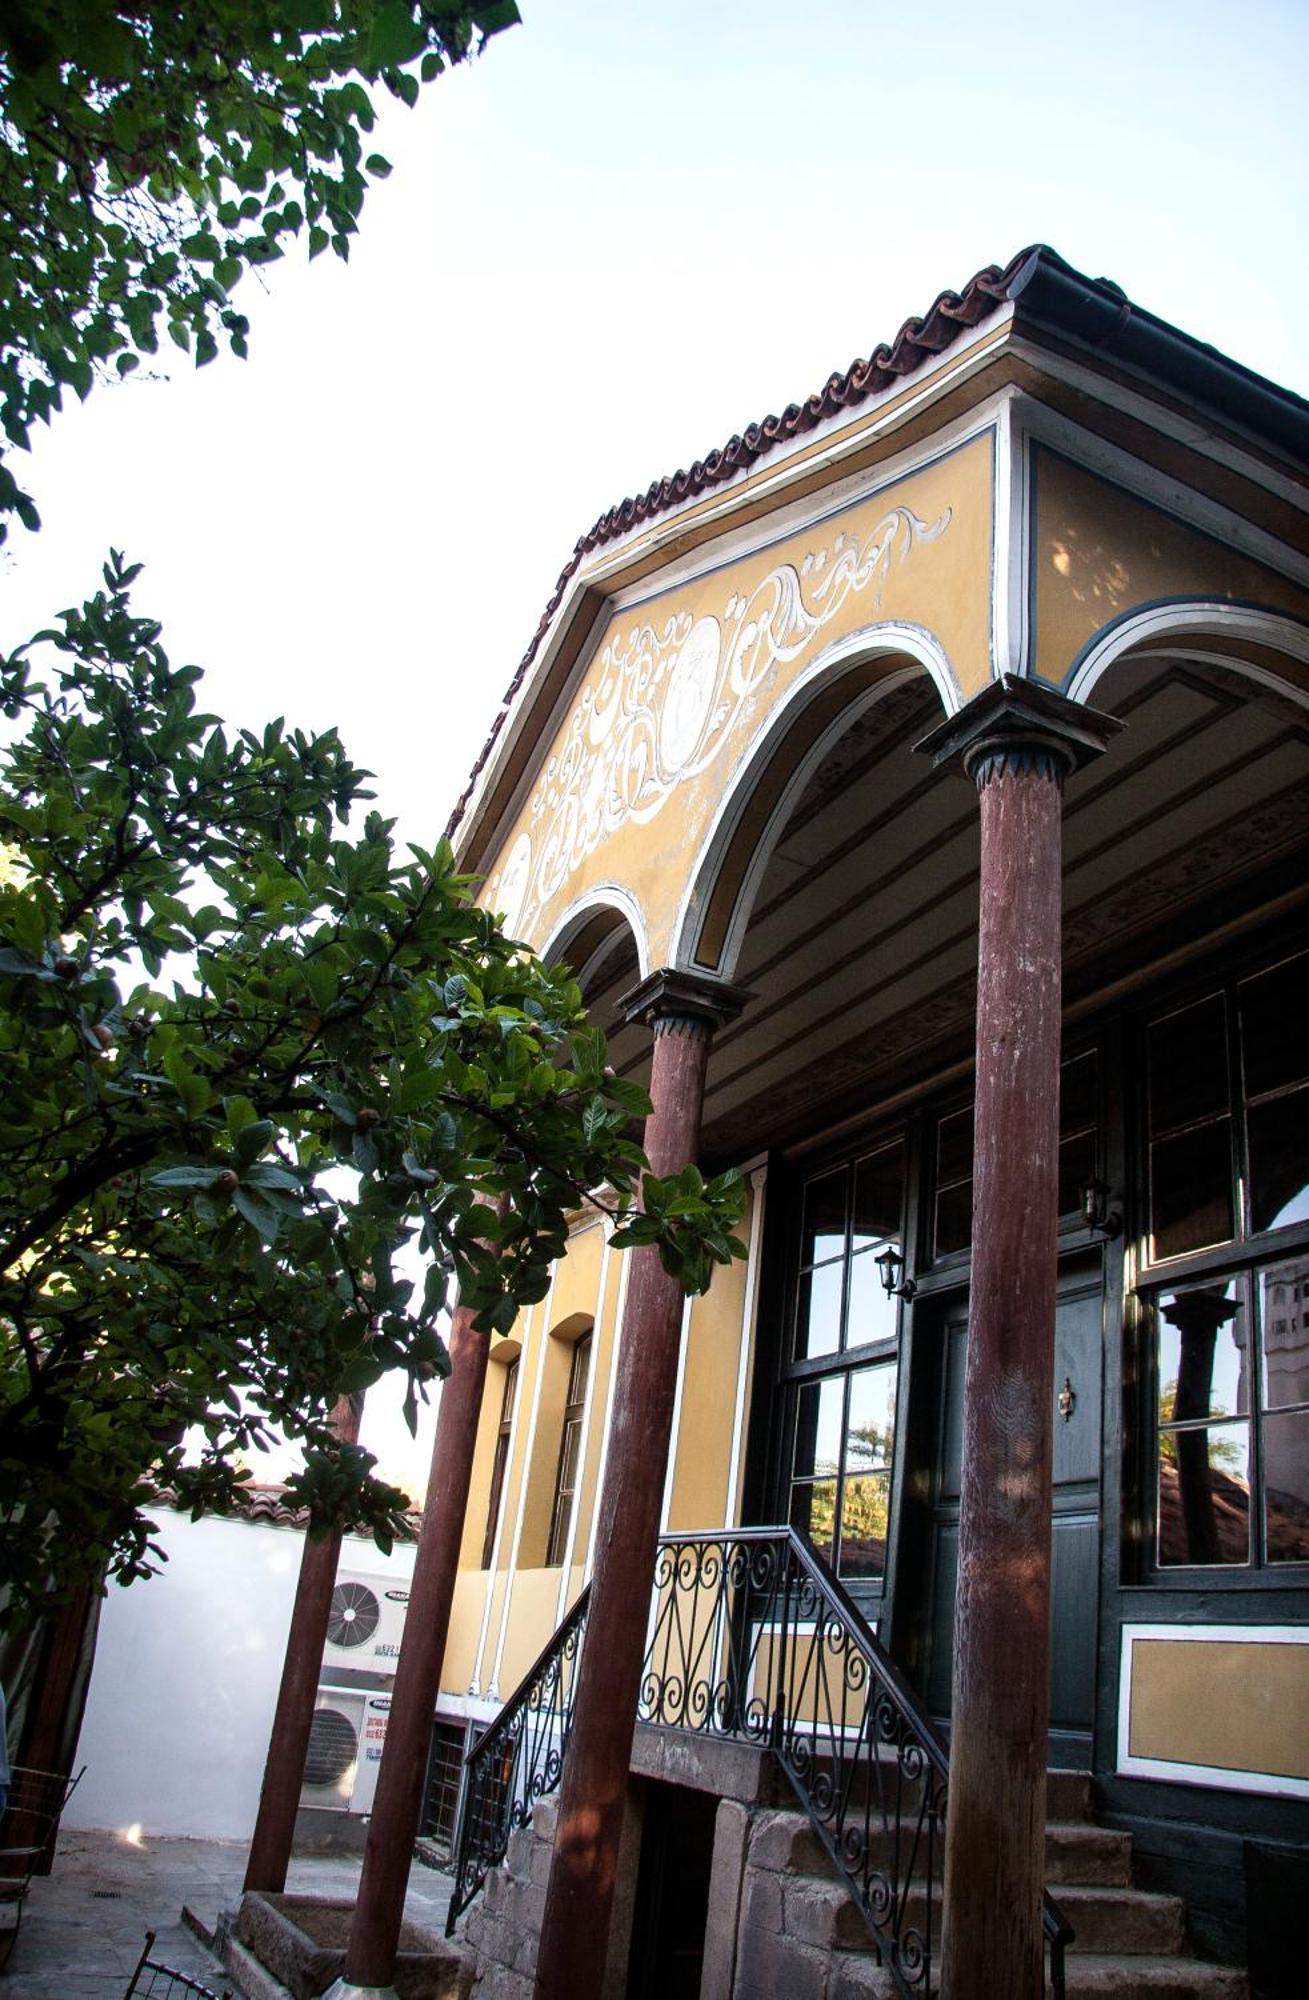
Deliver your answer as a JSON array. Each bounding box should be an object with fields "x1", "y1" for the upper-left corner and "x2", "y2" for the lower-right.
[{"x1": 1068, "y1": 603, "x2": 1309, "y2": 708}]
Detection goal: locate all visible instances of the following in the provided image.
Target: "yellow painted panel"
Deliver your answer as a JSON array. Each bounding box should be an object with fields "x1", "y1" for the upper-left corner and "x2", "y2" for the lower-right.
[
  {"x1": 498, "y1": 1570, "x2": 570, "y2": 1693},
  {"x1": 440, "y1": 1569, "x2": 491, "y2": 1699},
  {"x1": 668, "y1": 1182, "x2": 757, "y2": 1532},
  {"x1": 573, "y1": 1241, "x2": 625, "y2": 1562},
  {"x1": 472, "y1": 1568, "x2": 508, "y2": 1693},
  {"x1": 1129, "y1": 1638, "x2": 1309, "y2": 1780},
  {"x1": 1033, "y1": 451, "x2": 1309, "y2": 686},
  {"x1": 483, "y1": 436, "x2": 995, "y2": 963}
]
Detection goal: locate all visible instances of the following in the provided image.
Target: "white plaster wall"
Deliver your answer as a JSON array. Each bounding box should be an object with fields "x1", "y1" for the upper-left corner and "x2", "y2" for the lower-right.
[{"x1": 65, "y1": 1511, "x2": 417, "y2": 1841}]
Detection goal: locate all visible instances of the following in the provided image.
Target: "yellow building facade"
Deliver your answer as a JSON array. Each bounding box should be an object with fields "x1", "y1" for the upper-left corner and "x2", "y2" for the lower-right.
[{"x1": 426, "y1": 248, "x2": 1309, "y2": 1987}]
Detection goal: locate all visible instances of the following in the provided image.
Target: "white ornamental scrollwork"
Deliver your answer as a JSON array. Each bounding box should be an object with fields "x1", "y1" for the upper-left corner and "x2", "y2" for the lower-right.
[{"x1": 502, "y1": 503, "x2": 951, "y2": 936}]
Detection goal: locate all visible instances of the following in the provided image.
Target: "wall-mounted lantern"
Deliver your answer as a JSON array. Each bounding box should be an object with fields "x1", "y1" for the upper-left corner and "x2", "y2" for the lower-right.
[{"x1": 875, "y1": 1243, "x2": 917, "y2": 1301}]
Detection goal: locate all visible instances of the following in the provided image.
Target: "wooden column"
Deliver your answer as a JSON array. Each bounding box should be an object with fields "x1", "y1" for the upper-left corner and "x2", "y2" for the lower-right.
[
  {"x1": 244, "y1": 1392, "x2": 363, "y2": 1894},
  {"x1": 917, "y1": 678, "x2": 1118, "y2": 2000},
  {"x1": 532, "y1": 968, "x2": 746, "y2": 2000},
  {"x1": 339, "y1": 1284, "x2": 501, "y2": 1990}
]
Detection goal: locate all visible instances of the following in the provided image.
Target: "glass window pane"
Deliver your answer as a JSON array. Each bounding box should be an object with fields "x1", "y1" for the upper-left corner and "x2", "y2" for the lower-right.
[
  {"x1": 1157, "y1": 1282, "x2": 1248, "y2": 1423},
  {"x1": 1058, "y1": 1127, "x2": 1098, "y2": 1221},
  {"x1": 1150, "y1": 1121, "x2": 1233, "y2": 1260},
  {"x1": 846, "y1": 1363, "x2": 898, "y2": 1472},
  {"x1": 846, "y1": 1250, "x2": 901, "y2": 1352},
  {"x1": 1247, "y1": 1087, "x2": 1309, "y2": 1235},
  {"x1": 801, "y1": 1170, "x2": 846, "y2": 1267},
  {"x1": 1259, "y1": 1257, "x2": 1309, "y2": 1412},
  {"x1": 793, "y1": 1376, "x2": 845, "y2": 1482},
  {"x1": 1240, "y1": 953, "x2": 1309, "y2": 1100},
  {"x1": 1263, "y1": 1411, "x2": 1309, "y2": 1563},
  {"x1": 1157, "y1": 1421, "x2": 1250, "y2": 1566},
  {"x1": 839, "y1": 1473, "x2": 891, "y2": 1579},
  {"x1": 937, "y1": 1107, "x2": 973, "y2": 1188},
  {"x1": 1061, "y1": 1050, "x2": 1099, "y2": 1136},
  {"x1": 796, "y1": 1261, "x2": 842, "y2": 1360},
  {"x1": 791, "y1": 1478, "x2": 837, "y2": 1564},
  {"x1": 1148, "y1": 994, "x2": 1228, "y2": 1136},
  {"x1": 568, "y1": 1334, "x2": 592, "y2": 1404},
  {"x1": 851, "y1": 1140, "x2": 905, "y2": 1250},
  {"x1": 934, "y1": 1181, "x2": 972, "y2": 1259}
]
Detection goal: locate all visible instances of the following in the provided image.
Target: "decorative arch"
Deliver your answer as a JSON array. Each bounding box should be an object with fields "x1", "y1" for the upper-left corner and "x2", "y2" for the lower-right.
[
  {"x1": 540, "y1": 886, "x2": 650, "y2": 991},
  {"x1": 1066, "y1": 601, "x2": 1309, "y2": 710},
  {"x1": 672, "y1": 623, "x2": 957, "y2": 978}
]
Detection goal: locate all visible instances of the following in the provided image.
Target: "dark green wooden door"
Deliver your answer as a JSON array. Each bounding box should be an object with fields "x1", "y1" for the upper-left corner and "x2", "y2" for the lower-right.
[{"x1": 922, "y1": 1264, "x2": 1103, "y2": 1766}]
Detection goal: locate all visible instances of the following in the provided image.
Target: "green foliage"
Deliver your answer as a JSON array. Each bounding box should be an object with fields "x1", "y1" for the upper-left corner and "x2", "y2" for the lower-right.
[
  {"x1": 0, "y1": 1, "x2": 520, "y2": 540},
  {"x1": 0, "y1": 555, "x2": 745, "y2": 1619}
]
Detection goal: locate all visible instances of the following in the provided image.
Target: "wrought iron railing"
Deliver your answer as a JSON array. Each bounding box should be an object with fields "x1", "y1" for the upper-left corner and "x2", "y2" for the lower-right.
[
  {"x1": 447, "y1": 1529, "x2": 1072, "y2": 1996},
  {"x1": 641, "y1": 1528, "x2": 1071, "y2": 1999},
  {"x1": 445, "y1": 1584, "x2": 590, "y2": 1933}
]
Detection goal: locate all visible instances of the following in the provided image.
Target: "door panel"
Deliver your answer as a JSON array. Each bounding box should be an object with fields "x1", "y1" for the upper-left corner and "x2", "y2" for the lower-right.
[{"x1": 921, "y1": 1268, "x2": 1103, "y2": 1765}]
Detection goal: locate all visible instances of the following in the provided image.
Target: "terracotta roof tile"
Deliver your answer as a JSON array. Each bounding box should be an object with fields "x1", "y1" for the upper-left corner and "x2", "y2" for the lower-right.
[{"x1": 154, "y1": 1482, "x2": 423, "y2": 1539}]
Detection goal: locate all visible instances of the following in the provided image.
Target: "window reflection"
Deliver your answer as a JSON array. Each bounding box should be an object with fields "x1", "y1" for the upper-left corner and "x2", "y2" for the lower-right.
[
  {"x1": 1263, "y1": 1413, "x2": 1309, "y2": 1563},
  {"x1": 790, "y1": 1362, "x2": 899, "y2": 1584},
  {"x1": 1258, "y1": 1256, "x2": 1309, "y2": 1565},
  {"x1": 1157, "y1": 1422, "x2": 1250, "y2": 1566},
  {"x1": 1152, "y1": 1258, "x2": 1309, "y2": 1570},
  {"x1": 796, "y1": 1262, "x2": 842, "y2": 1360}
]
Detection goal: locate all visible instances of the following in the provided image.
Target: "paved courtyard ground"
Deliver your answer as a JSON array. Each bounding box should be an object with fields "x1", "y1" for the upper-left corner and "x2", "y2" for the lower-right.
[{"x1": 0, "y1": 1827, "x2": 454, "y2": 1999}]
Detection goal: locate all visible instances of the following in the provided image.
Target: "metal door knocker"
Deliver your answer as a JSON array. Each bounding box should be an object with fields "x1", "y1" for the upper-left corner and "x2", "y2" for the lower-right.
[{"x1": 1057, "y1": 1377, "x2": 1076, "y2": 1423}]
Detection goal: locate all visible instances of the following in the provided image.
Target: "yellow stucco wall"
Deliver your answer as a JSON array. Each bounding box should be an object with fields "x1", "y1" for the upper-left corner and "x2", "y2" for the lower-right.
[
  {"x1": 483, "y1": 433, "x2": 996, "y2": 962},
  {"x1": 1032, "y1": 448, "x2": 1309, "y2": 686},
  {"x1": 444, "y1": 1172, "x2": 765, "y2": 1702}
]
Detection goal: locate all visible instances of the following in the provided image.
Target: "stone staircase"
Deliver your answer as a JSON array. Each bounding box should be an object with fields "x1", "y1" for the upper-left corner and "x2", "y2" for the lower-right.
[
  {"x1": 457, "y1": 1774, "x2": 1249, "y2": 1999},
  {"x1": 729, "y1": 1771, "x2": 1246, "y2": 2000}
]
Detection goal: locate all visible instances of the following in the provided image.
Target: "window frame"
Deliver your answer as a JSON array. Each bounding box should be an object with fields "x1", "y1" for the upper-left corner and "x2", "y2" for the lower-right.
[
  {"x1": 545, "y1": 1331, "x2": 592, "y2": 1570},
  {"x1": 779, "y1": 1133, "x2": 908, "y2": 1592},
  {"x1": 480, "y1": 1354, "x2": 519, "y2": 1570},
  {"x1": 1133, "y1": 942, "x2": 1309, "y2": 1583}
]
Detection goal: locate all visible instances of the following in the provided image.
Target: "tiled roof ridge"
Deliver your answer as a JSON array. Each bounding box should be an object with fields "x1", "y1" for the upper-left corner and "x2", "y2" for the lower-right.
[
  {"x1": 152, "y1": 1480, "x2": 423, "y2": 1538},
  {"x1": 444, "y1": 244, "x2": 1044, "y2": 839}
]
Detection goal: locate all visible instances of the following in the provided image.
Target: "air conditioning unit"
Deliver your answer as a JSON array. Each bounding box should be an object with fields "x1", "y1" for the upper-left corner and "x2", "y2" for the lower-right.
[
  {"x1": 300, "y1": 1690, "x2": 366, "y2": 1813},
  {"x1": 300, "y1": 1688, "x2": 392, "y2": 1815},
  {"x1": 321, "y1": 1571, "x2": 409, "y2": 1675},
  {"x1": 351, "y1": 1691, "x2": 391, "y2": 1815}
]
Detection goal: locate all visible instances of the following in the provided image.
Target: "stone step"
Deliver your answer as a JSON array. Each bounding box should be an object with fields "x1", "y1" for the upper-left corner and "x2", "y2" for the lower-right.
[
  {"x1": 1063, "y1": 1954, "x2": 1249, "y2": 1998},
  {"x1": 1058, "y1": 1885, "x2": 1186, "y2": 1959},
  {"x1": 821, "y1": 1950, "x2": 1247, "y2": 2000},
  {"x1": 753, "y1": 1803, "x2": 1131, "y2": 1889},
  {"x1": 1046, "y1": 1822, "x2": 1134, "y2": 1887},
  {"x1": 776, "y1": 1873, "x2": 1186, "y2": 1965},
  {"x1": 1047, "y1": 1769, "x2": 1094, "y2": 1821}
]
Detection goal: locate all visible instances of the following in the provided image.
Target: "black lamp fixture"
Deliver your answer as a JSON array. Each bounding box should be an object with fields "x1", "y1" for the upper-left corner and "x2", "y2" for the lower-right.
[
  {"x1": 1080, "y1": 1176, "x2": 1122, "y2": 1239},
  {"x1": 875, "y1": 1243, "x2": 916, "y2": 1301}
]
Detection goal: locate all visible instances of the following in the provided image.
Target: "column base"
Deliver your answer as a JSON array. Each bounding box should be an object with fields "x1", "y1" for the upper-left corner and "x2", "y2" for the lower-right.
[{"x1": 320, "y1": 1983, "x2": 401, "y2": 2000}]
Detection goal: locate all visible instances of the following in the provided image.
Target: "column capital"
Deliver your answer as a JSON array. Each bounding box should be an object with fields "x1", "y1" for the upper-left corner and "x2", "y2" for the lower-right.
[
  {"x1": 620, "y1": 966, "x2": 750, "y2": 1039},
  {"x1": 915, "y1": 674, "x2": 1121, "y2": 788}
]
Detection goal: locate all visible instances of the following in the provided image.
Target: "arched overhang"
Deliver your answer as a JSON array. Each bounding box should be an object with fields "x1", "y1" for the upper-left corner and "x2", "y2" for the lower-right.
[
  {"x1": 1066, "y1": 602, "x2": 1309, "y2": 711},
  {"x1": 540, "y1": 887, "x2": 651, "y2": 991},
  {"x1": 673, "y1": 623, "x2": 957, "y2": 978},
  {"x1": 540, "y1": 892, "x2": 648, "y2": 1084}
]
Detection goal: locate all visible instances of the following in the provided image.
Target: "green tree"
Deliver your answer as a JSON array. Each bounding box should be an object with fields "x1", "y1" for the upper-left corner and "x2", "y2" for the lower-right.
[
  {"x1": 0, "y1": 0, "x2": 519, "y2": 540},
  {"x1": 0, "y1": 555, "x2": 745, "y2": 1620}
]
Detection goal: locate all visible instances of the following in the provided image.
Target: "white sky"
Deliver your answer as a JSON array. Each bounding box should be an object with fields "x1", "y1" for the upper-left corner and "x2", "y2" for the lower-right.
[{"x1": 4, "y1": 0, "x2": 1307, "y2": 1494}]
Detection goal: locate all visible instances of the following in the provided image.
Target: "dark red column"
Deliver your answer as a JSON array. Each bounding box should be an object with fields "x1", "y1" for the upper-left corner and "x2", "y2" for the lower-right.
[
  {"x1": 244, "y1": 1393, "x2": 363, "y2": 1894},
  {"x1": 918, "y1": 678, "x2": 1118, "y2": 2000},
  {"x1": 532, "y1": 968, "x2": 745, "y2": 2000},
  {"x1": 342, "y1": 1281, "x2": 502, "y2": 1986}
]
